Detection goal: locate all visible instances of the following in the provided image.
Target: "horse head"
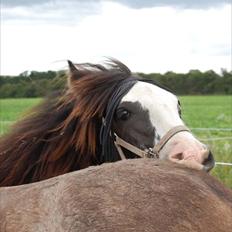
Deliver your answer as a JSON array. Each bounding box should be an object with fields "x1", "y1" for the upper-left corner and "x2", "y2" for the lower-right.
[{"x1": 68, "y1": 59, "x2": 214, "y2": 172}]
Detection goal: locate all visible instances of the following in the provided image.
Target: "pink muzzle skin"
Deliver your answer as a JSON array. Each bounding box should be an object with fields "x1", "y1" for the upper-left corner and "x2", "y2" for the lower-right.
[{"x1": 168, "y1": 139, "x2": 210, "y2": 170}]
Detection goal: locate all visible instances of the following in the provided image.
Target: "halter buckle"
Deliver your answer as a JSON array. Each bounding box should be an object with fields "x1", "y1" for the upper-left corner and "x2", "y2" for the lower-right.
[{"x1": 145, "y1": 148, "x2": 159, "y2": 159}]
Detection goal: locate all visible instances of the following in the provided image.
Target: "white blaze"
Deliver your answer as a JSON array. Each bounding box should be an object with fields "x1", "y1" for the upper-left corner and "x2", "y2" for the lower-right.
[{"x1": 121, "y1": 81, "x2": 182, "y2": 137}]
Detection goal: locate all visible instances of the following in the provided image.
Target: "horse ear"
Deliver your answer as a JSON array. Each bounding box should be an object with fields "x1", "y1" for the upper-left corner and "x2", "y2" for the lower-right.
[
  {"x1": 67, "y1": 60, "x2": 85, "y2": 87},
  {"x1": 68, "y1": 60, "x2": 78, "y2": 73}
]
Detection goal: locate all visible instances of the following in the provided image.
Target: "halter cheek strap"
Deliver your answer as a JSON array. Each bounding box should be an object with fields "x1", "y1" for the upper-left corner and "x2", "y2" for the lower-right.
[{"x1": 114, "y1": 125, "x2": 190, "y2": 160}]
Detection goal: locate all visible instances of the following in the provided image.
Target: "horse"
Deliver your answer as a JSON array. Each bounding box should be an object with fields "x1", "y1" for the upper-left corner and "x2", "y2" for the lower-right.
[
  {"x1": 0, "y1": 159, "x2": 231, "y2": 232},
  {"x1": 0, "y1": 59, "x2": 214, "y2": 186}
]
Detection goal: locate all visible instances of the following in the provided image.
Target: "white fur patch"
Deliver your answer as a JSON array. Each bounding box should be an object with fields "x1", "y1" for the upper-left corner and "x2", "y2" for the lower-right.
[{"x1": 121, "y1": 81, "x2": 183, "y2": 138}]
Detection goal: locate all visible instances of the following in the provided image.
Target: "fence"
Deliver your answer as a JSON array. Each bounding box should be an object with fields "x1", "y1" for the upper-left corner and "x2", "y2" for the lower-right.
[
  {"x1": 0, "y1": 124, "x2": 231, "y2": 165},
  {"x1": 191, "y1": 128, "x2": 232, "y2": 166}
]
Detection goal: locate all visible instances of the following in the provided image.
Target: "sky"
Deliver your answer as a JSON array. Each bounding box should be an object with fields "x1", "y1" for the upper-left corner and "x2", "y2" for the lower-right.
[{"x1": 1, "y1": 0, "x2": 231, "y2": 75}]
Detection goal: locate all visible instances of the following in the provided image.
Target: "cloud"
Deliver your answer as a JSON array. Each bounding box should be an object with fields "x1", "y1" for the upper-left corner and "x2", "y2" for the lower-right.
[
  {"x1": 2, "y1": 1, "x2": 100, "y2": 24},
  {"x1": 113, "y1": 0, "x2": 229, "y2": 9},
  {"x1": 1, "y1": 2, "x2": 230, "y2": 75},
  {"x1": 2, "y1": 0, "x2": 228, "y2": 9},
  {"x1": 2, "y1": 0, "x2": 229, "y2": 24}
]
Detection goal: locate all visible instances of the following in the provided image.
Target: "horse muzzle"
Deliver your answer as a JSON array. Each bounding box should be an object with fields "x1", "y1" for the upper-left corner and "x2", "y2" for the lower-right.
[
  {"x1": 168, "y1": 146, "x2": 215, "y2": 172},
  {"x1": 114, "y1": 125, "x2": 215, "y2": 172}
]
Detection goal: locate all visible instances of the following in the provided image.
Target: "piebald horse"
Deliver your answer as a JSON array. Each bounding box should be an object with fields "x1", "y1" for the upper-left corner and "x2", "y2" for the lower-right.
[{"x1": 0, "y1": 60, "x2": 214, "y2": 186}]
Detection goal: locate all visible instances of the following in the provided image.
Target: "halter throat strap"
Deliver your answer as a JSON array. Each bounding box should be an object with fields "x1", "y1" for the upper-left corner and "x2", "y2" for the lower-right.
[{"x1": 114, "y1": 125, "x2": 190, "y2": 160}]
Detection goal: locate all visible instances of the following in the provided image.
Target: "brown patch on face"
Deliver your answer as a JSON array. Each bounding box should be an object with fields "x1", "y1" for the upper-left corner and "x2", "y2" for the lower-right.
[{"x1": 113, "y1": 101, "x2": 155, "y2": 157}]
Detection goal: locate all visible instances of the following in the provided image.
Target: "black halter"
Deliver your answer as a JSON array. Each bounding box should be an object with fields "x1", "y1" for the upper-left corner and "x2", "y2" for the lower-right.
[{"x1": 100, "y1": 78, "x2": 137, "y2": 162}]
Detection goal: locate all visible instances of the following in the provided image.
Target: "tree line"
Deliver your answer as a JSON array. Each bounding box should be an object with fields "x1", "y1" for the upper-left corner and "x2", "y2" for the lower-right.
[{"x1": 0, "y1": 69, "x2": 231, "y2": 98}]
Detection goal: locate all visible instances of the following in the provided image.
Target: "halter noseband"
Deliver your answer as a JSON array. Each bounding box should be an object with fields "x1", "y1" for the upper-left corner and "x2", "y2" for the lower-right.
[{"x1": 114, "y1": 125, "x2": 190, "y2": 160}]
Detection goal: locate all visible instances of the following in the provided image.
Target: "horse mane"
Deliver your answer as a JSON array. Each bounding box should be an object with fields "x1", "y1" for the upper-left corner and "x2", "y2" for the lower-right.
[{"x1": 0, "y1": 59, "x2": 139, "y2": 186}]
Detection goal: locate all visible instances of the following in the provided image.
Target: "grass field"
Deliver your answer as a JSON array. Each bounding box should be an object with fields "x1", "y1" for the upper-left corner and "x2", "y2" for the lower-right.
[{"x1": 0, "y1": 96, "x2": 232, "y2": 188}]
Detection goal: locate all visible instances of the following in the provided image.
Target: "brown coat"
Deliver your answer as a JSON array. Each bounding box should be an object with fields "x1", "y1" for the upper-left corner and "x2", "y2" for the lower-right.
[{"x1": 1, "y1": 159, "x2": 232, "y2": 232}]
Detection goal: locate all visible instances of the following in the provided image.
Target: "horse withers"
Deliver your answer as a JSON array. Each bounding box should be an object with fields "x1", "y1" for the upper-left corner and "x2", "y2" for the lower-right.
[
  {"x1": 0, "y1": 159, "x2": 231, "y2": 232},
  {"x1": 0, "y1": 59, "x2": 214, "y2": 186}
]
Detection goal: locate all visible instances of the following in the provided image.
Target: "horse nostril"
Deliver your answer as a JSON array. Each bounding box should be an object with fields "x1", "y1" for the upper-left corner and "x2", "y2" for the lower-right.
[
  {"x1": 169, "y1": 152, "x2": 183, "y2": 161},
  {"x1": 203, "y1": 151, "x2": 215, "y2": 172}
]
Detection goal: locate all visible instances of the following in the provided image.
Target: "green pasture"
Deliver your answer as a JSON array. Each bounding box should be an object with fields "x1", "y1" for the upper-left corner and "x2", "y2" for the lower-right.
[{"x1": 0, "y1": 96, "x2": 232, "y2": 188}]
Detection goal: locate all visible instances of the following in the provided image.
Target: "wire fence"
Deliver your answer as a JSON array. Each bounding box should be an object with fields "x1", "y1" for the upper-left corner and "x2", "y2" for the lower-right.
[
  {"x1": 191, "y1": 128, "x2": 232, "y2": 131},
  {"x1": 1, "y1": 123, "x2": 231, "y2": 129},
  {"x1": 190, "y1": 127, "x2": 232, "y2": 142},
  {"x1": 215, "y1": 162, "x2": 232, "y2": 166},
  {"x1": 200, "y1": 137, "x2": 232, "y2": 141},
  {"x1": 1, "y1": 122, "x2": 232, "y2": 166},
  {"x1": 1, "y1": 123, "x2": 232, "y2": 140},
  {"x1": 191, "y1": 128, "x2": 232, "y2": 167}
]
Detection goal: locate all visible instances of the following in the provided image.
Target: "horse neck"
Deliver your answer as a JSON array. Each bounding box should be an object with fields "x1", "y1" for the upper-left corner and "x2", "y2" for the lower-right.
[{"x1": 0, "y1": 97, "x2": 100, "y2": 186}]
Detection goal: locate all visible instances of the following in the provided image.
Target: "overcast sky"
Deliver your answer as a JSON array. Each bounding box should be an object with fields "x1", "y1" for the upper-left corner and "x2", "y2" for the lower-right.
[{"x1": 1, "y1": 0, "x2": 231, "y2": 75}]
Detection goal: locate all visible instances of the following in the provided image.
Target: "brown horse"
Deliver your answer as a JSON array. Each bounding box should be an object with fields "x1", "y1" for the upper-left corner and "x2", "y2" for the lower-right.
[
  {"x1": 0, "y1": 59, "x2": 214, "y2": 186},
  {"x1": 0, "y1": 159, "x2": 231, "y2": 232}
]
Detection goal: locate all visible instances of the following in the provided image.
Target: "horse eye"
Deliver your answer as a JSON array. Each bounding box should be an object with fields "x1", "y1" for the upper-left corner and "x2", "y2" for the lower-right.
[{"x1": 116, "y1": 109, "x2": 130, "y2": 121}]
